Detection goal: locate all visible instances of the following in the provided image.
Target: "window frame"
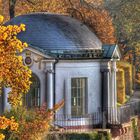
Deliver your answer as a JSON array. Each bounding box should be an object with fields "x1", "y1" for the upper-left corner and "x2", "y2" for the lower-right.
[
  {"x1": 71, "y1": 77, "x2": 87, "y2": 117},
  {"x1": 23, "y1": 74, "x2": 40, "y2": 108}
]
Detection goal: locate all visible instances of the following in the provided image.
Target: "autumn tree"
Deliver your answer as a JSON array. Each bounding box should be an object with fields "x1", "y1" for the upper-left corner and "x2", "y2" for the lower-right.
[
  {"x1": 0, "y1": 15, "x2": 31, "y2": 106},
  {"x1": 105, "y1": 0, "x2": 140, "y2": 85},
  {"x1": 105, "y1": 0, "x2": 140, "y2": 50}
]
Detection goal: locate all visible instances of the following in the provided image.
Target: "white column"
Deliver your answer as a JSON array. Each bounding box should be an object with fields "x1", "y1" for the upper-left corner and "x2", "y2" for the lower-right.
[
  {"x1": 111, "y1": 61, "x2": 118, "y2": 123},
  {"x1": 112, "y1": 61, "x2": 117, "y2": 108},
  {"x1": 3, "y1": 87, "x2": 11, "y2": 111},
  {"x1": 46, "y1": 63, "x2": 54, "y2": 109},
  {"x1": 111, "y1": 71, "x2": 114, "y2": 108}
]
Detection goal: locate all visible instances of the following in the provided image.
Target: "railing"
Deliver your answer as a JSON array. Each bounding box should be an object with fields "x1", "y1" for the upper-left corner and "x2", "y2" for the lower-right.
[
  {"x1": 118, "y1": 105, "x2": 131, "y2": 124},
  {"x1": 127, "y1": 100, "x2": 140, "y2": 116},
  {"x1": 53, "y1": 111, "x2": 102, "y2": 132},
  {"x1": 112, "y1": 100, "x2": 140, "y2": 124},
  {"x1": 52, "y1": 100, "x2": 140, "y2": 131}
]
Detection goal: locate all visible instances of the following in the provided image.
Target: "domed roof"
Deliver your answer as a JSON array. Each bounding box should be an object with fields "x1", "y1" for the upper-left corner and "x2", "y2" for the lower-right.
[{"x1": 5, "y1": 13, "x2": 102, "y2": 52}]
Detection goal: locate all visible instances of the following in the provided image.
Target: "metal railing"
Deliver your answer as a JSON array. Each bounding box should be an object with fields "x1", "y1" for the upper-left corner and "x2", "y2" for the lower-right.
[
  {"x1": 52, "y1": 100, "x2": 140, "y2": 131},
  {"x1": 113, "y1": 100, "x2": 140, "y2": 124},
  {"x1": 53, "y1": 111, "x2": 102, "y2": 132}
]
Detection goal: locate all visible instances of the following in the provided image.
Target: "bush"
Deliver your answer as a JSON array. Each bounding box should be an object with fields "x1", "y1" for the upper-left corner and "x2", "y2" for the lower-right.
[
  {"x1": 117, "y1": 69, "x2": 125, "y2": 104},
  {"x1": 132, "y1": 118, "x2": 139, "y2": 140},
  {"x1": 46, "y1": 131, "x2": 111, "y2": 140},
  {"x1": 117, "y1": 61, "x2": 133, "y2": 104},
  {"x1": 3, "y1": 105, "x2": 53, "y2": 140},
  {"x1": 3, "y1": 100, "x2": 64, "y2": 140}
]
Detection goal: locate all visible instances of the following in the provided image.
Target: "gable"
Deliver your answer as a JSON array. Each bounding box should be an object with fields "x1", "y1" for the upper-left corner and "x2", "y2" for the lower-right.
[
  {"x1": 112, "y1": 45, "x2": 121, "y2": 60},
  {"x1": 102, "y1": 44, "x2": 121, "y2": 60},
  {"x1": 23, "y1": 46, "x2": 52, "y2": 59},
  {"x1": 21, "y1": 46, "x2": 54, "y2": 70}
]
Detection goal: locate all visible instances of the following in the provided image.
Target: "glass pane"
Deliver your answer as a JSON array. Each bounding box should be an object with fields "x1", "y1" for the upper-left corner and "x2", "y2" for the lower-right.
[
  {"x1": 71, "y1": 78, "x2": 77, "y2": 87},
  {"x1": 72, "y1": 88, "x2": 77, "y2": 97},
  {"x1": 71, "y1": 78, "x2": 87, "y2": 117},
  {"x1": 23, "y1": 74, "x2": 40, "y2": 108}
]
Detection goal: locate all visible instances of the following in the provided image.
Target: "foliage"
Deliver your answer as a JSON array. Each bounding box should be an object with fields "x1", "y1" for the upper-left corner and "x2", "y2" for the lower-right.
[
  {"x1": 117, "y1": 61, "x2": 133, "y2": 104},
  {"x1": 46, "y1": 131, "x2": 111, "y2": 140},
  {"x1": 0, "y1": 116, "x2": 18, "y2": 140},
  {"x1": 105, "y1": 0, "x2": 140, "y2": 84},
  {"x1": 105, "y1": 0, "x2": 140, "y2": 51},
  {"x1": 0, "y1": 15, "x2": 31, "y2": 106},
  {"x1": 117, "y1": 68, "x2": 125, "y2": 104},
  {"x1": 3, "y1": 100, "x2": 64, "y2": 140},
  {"x1": 117, "y1": 61, "x2": 133, "y2": 95},
  {"x1": 132, "y1": 118, "x2": 139, "y2": 140}
]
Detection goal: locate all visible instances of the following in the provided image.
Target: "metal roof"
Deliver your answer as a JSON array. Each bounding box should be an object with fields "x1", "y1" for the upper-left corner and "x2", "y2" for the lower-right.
[
  {"x1": 102, "y1": 44, "x2": 117, "y2": 59},
  {"x1": 5, "y1": 13, "x2": 102, "y2": 52}
]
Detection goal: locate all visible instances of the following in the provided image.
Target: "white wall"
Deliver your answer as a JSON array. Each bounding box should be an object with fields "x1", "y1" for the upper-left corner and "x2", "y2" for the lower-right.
[{"x1": 55, "y1": 60, "x2": 102, "y2": 115}]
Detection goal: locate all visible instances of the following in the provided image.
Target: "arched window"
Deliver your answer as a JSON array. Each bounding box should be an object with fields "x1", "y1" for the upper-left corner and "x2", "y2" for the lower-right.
[{"x1": 23, "y1": 74, "x2": 40, "y2": 108}]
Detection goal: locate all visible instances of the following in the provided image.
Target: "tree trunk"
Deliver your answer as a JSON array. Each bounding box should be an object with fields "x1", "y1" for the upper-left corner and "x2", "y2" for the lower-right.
[{"x1": 9, "y1": 0, "x2": 16, "y2": 19}]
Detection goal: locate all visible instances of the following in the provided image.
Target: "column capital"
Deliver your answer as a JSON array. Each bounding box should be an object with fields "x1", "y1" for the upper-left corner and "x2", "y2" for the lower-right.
[
  {"x1": 46, "y1": 69, "x2": 54, "y2": 74},
  {"x1": 101, "y1": 62, "x2": 110, "y2": 73},
  {"x1": 44, "y1": 68, "x2": 55, "y2": 73}
]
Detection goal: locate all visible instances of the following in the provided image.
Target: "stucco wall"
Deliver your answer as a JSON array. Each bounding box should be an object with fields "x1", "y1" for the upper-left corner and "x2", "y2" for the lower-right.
[{"x1": 55, "y1": 60, "x2": 101, "y2": 115}]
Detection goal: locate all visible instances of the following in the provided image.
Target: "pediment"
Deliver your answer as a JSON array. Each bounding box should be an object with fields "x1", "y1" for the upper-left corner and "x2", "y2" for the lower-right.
[
  {"x1": 21, "y1": 46, "x2": 53, "y2": 68},
  {"x1": 23, "y1": 46, "x2": 52, "y2": 59},
  {"x1": 112, "y1": 45, "x2": 121, "y2": 60}
]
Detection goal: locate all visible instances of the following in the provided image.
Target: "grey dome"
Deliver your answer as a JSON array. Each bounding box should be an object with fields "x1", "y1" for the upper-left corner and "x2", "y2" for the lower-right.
[{"x1": 5, "y1": 13, "x2": 102, "y2": 51}]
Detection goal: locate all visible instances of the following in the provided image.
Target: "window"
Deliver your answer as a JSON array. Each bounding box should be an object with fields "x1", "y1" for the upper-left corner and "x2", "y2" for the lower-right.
[
  {"x1": 71, "y1": 78, "x2": 87, "y2": 117},
  {"x1": 23, "y1": 74, "x2": 40, "y2": 108}
]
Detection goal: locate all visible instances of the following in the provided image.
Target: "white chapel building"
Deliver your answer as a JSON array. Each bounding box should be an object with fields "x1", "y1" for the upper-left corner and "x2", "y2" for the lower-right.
[{"x1": 0, "y1": 13, "x2": 121, "y2": 127}]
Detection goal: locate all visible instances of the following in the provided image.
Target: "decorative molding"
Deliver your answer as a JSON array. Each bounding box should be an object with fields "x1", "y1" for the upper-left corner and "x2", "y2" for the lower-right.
[
  {"x1": 24, "y1": 50, "x2": 33, "y2": 67},
  {"x1": 24, "y1": 47, "x2": 52, "y2": 59},
  {"x1": 33, "y1": 57, "x2": 43, "y2": 69},
  {"x1": 46, "y1": 69, "x2": 54, "y2": 74},
  {"x1": 48, "y1": 49, "x2": 103, "y2": 59}
]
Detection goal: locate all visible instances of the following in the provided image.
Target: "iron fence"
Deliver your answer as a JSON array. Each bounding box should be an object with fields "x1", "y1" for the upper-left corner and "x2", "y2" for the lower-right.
[
  {"x1": 53, "y1": 111, "x2": 102, "y2": 132},
  {"x1": 118, "y1": 100, "x2": 140, "y2": 124},
  {"x1": 52, "y1": 100, "x2": 140, "y2": 131}
]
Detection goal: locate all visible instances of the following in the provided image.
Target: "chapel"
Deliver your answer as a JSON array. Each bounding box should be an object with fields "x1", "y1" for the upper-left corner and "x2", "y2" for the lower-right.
[{"x1": 0, "y1": 13, "x2": 121, "y2": 127}]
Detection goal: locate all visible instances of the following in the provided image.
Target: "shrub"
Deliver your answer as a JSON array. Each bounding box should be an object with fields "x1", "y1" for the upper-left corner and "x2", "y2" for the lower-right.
[
  {"x1": 117, "y1": 61, "x2": 133, "y2": 104},
  {"x1": 3, "y1": 105, "x2": 52, "y2": 140},
  {"x1": 3, "y1": 100, "x2": 64, "y2": 140},
  {"x1": 132, "y1": 118, "x2": 139, "y2": 140},
  {"x1": 46, "y1": 131, "x2": 111, "y2": 140},
  {"x1": 0, "y1": 116, "x2": 19, "y2": 140}
]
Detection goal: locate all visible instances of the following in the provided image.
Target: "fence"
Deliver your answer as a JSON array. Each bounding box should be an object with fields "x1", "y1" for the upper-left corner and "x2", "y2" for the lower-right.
[
  {"x1": 53, "y1": 111, "x2": 102, "y2": 132},
  {"x1": 52, "y1": 100, "x2": 140, "y2": 132},
  {"x1": 118, "y1": 100, "x2": 140, "y2": 124}
]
